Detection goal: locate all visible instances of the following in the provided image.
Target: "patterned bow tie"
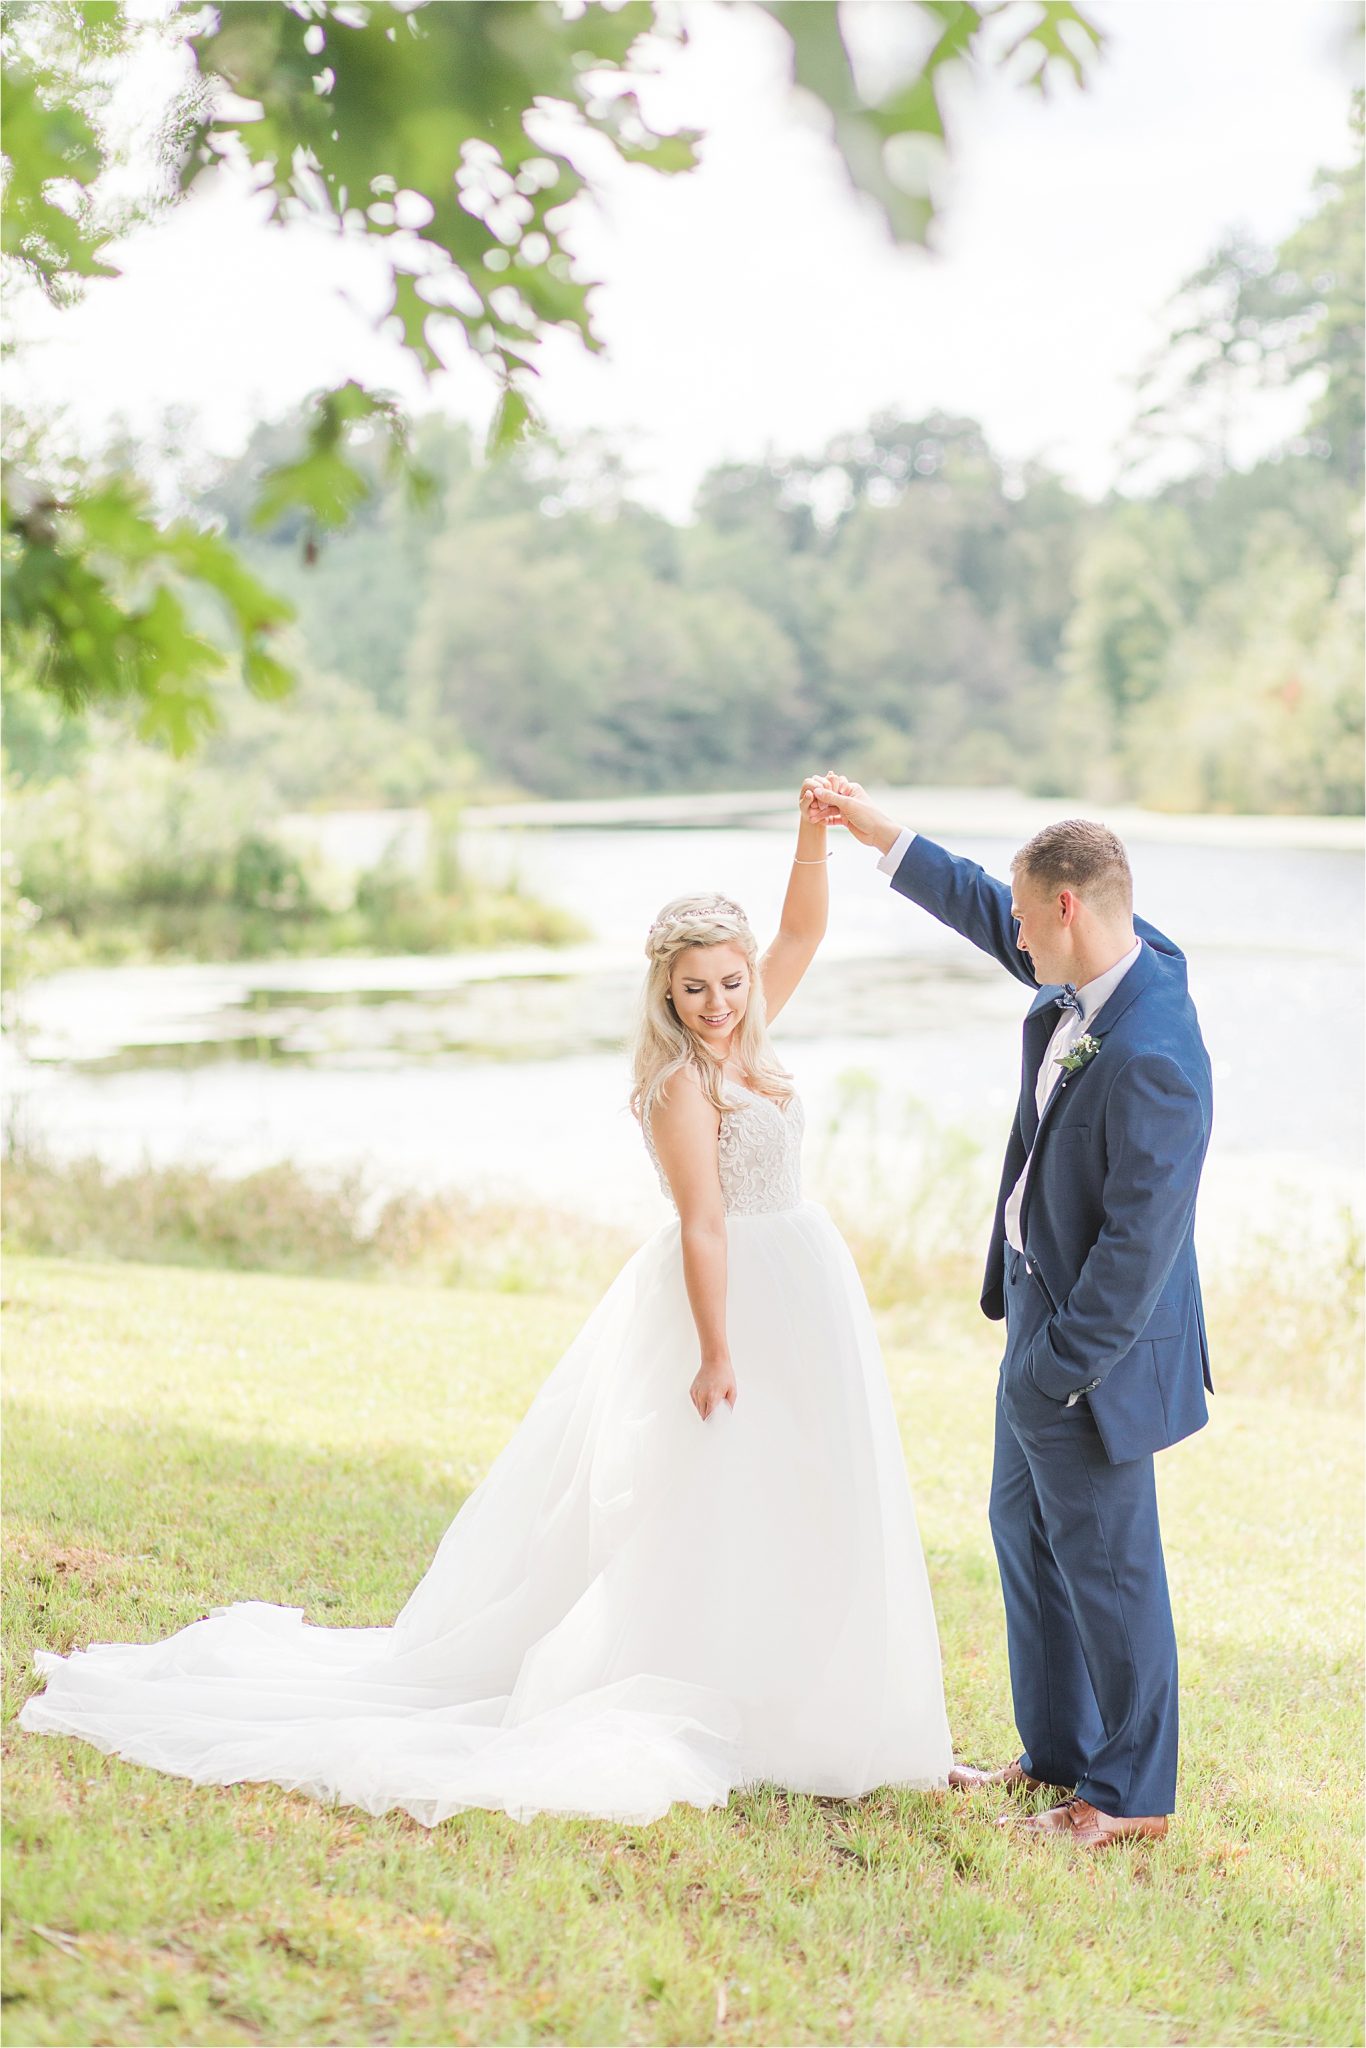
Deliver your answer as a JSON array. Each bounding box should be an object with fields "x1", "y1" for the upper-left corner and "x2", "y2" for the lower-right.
[{"x1": 1055, "y1": 983, "x2": 1083, "y2": 1017}]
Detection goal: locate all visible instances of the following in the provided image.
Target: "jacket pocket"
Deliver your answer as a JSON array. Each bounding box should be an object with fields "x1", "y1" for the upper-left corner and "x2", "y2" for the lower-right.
[
  {"x1": 1026, "y1": 1259, "x2": 1058, "y2": 1316},
  {"x1": 1142, "y1": 1293, "x2": 1187, "y2": 1341}
]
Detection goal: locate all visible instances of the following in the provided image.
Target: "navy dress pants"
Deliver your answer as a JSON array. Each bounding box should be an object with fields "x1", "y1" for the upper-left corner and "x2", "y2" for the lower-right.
[{"x1": 992, "y1": 1249, "x2": 1180, "y2": 1817}]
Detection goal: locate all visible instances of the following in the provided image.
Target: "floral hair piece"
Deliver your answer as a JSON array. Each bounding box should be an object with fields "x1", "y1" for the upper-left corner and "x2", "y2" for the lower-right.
[{"x1": 646, "y1": 896, "x2": 750, "y2": 947}]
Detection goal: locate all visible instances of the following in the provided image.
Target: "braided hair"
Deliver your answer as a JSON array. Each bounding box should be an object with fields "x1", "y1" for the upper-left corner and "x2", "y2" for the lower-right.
[{"x1": 628, "y1": 893, "x2": 793, "y2": 1122}]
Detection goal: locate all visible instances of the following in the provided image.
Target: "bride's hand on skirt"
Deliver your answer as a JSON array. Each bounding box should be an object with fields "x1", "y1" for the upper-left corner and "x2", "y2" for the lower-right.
[{"x1": 690, "y1": 1358, "x2": 737, "y2": 1421}]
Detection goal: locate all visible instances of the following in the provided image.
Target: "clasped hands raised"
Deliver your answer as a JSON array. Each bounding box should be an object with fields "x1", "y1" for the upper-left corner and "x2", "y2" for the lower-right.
[{"x1": 800, "y1": 773, "x2": 899, "y2": 853}]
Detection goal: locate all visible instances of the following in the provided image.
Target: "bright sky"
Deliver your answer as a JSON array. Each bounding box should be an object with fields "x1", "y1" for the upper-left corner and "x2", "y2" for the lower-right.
[{"x1": 7, "y1": 0, "x2": 1360, "y2": 520}]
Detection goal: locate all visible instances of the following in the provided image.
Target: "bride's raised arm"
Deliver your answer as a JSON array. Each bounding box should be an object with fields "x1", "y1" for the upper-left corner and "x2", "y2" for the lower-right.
[{"x1": 758, "y1": 780, "x2": 830, "y2": 1026}]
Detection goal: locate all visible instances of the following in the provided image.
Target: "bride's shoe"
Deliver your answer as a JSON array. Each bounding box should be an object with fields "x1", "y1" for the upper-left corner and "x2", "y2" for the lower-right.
[{"x1": 947, "y1": 1759, "x2": 1070, "y2": 1795}]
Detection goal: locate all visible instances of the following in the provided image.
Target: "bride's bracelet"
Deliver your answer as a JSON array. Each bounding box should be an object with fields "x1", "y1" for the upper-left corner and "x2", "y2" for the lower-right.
[{"x1": 793, "y1": 851, "x2": 833, "y2": 863}]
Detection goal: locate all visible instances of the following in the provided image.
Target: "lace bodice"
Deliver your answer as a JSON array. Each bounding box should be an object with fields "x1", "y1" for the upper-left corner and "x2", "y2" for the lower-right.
[{"x1": 642, "y1": 1077, "x2": 805, "y2": 1216}]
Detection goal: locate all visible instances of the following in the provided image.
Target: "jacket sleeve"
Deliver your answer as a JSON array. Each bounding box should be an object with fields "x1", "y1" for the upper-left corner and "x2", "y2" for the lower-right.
[
  {"x1": 1025, "y1": 1051, "x2": 1209, "y2": 1401},
  {"x1": 889, "y1": 834, "x2": 1039, "y2": 989}
]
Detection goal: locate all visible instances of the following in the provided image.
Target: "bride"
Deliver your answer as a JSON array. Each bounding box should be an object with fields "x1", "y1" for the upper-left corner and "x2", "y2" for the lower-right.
[{"x1": 18, "y1": 781, "x2": 954, "y2": 1825}]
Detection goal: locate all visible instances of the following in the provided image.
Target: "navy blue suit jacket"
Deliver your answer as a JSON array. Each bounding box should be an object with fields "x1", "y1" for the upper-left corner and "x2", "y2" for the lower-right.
[{"x1": 891, "y1": 834, "x2": 1214, "y2": 1464}]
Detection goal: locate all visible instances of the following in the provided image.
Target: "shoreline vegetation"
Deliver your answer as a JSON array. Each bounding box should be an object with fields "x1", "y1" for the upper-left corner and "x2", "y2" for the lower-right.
[
  {"x1": 462, "y1": 784, "x2": 1366, "y2": 849},
  {"x1": 2, "y1": 1138, "x2": 1360, "y2": 1411},
  {"x1": 3, "y1": 775, "x2": 1360, "y2": 990},
  {"x1": 1, "y1": 780, "x2": 587, "y2": 988}
]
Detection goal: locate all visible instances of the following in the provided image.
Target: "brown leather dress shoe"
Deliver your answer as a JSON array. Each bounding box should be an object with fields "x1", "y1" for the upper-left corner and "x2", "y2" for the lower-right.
[
  {"x1": 947, "y1": 1759, "x2": 1067, "y2": 1794},
  {"x1": 1018, "y1": 1796, "x2": 1169, "y2": 1848}
]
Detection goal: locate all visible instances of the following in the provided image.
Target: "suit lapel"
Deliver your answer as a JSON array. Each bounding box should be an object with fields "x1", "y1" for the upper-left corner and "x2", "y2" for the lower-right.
[{"x1": 1016, "y1": 941, "x2": 1160, "y2": 1235}]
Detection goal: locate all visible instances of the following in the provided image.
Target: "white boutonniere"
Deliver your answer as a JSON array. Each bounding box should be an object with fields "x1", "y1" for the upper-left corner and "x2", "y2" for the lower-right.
[{"x1": 1055, "y1": 1033, "x2": 1101, "y2": 1075}]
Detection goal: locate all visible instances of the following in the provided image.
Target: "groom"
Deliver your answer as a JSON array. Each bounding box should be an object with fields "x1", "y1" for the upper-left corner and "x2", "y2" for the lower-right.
[{"x1": 805, "y1": 778, "x2": 1213, "y2": 1852}]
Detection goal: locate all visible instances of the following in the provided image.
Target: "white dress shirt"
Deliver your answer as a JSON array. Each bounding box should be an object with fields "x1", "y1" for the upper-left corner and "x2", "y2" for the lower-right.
[
  {"x1": 877, "y1": 826, "x2": 917, "y2": 877},
  {"x1": 875, "y1": 828, "x2": 1142, "y2": 1254}
]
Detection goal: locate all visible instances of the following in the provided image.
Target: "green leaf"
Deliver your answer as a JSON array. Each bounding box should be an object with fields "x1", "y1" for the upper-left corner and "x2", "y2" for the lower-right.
[
  {"x1": 759, "y1": 0, "x2": 1100, "y2": 245},
  {"x1": 183, "y1": 0, "x2": 696, "y2": 388},
  {"x1": 249, "y1": 380, "x2": 431, "y2": 547},
  {"x1": 0, "y1": 61, "x2": 119, "y2": 290},
  {"x1": 486, "y1": 385, "x2": 537, "y2": 456},
  {"x1": 242, "y1": 646, "x2": 295, "y2": 703},
  {"x1": 1001, "y1": 4, "x2": 1105, "y2": 91},
  {"x1": 251, "y1": 451, "x2": 370, "y2": 534},
  {"x1": 1, "y1": 459, "x2": 301, "y2": 745},
  {"x1": 389, "y1": 272, "x2": 446, "y2": 375}
]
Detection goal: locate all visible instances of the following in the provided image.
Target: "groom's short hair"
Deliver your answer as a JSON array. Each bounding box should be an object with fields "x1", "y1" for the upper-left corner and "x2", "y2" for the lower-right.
[{"x1": 1013, "y1": 819, "x2": 1133, "y2": 918}]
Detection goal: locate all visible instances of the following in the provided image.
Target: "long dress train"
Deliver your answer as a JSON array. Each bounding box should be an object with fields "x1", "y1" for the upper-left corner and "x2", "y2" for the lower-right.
[{"x1": 18, "y1": 1076, "x2": 954, "y2": 1824}]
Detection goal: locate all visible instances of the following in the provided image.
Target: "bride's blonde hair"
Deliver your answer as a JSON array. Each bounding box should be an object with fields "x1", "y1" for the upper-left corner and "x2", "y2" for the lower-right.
[{"x1": 628, "y1": 893, "x2": 794, "y2": 1122}]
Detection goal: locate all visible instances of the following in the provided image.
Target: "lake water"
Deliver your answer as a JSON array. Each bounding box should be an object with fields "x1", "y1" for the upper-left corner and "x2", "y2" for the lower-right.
[{"x1": 4, "y1": 797, "x2": 1362, "y2": 1259}]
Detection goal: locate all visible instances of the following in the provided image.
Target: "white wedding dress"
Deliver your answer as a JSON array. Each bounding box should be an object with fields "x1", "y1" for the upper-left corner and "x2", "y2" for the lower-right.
[{"x1": 19, "y1": 1076, "x2": 954, "y2": 1825}]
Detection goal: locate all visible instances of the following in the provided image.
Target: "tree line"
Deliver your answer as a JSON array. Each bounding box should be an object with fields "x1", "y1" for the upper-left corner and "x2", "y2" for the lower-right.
[
  {"x1": 154, "y1": 99, "x2": 1366, "y2": 817},
  {"x1": 4, "y1": 41, "x2": 1359, "y2": 819}
]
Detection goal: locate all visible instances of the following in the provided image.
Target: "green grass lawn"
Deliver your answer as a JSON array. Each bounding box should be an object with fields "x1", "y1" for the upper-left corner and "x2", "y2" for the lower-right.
[{"x1": 3, "y1": 1253, "x2": 1362, "y2": 2047}]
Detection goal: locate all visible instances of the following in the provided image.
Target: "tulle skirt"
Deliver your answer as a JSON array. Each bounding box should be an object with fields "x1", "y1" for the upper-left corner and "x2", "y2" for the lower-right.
[{"x1": 18, "y1": 1202, "x2": 954, "y2": 1824}]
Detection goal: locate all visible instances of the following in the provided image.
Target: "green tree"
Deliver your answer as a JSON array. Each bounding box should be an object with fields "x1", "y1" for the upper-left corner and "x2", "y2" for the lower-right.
[
  {"x1": 1129, "y1": 95, "x2": 1363, "y2": 487},
  {"x1": 1255, "y1": 95, "x2": 1365, "y2": 484},
  {"x1": 1063, "y1": 501, "x2": 1204, "y2": 726},
  {"x1": 1073, "y1": 104, "x2": 1363, "y2": 815},
  {"x1": 1122, "y1": 510, "x2": 1364, "y2": 814},
  {"x1": 405, "y1": 496, "x2": 803, "y2": 796},
  {"x1": 202, "y1": 412, "x2": 470, "y2": 720},
  {"x1": 2, "y1": 0, "x2": 1102, "y2": 746},
  {"x1": 805, "y1": 417, "x2": 1084, "y2": 787}
]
